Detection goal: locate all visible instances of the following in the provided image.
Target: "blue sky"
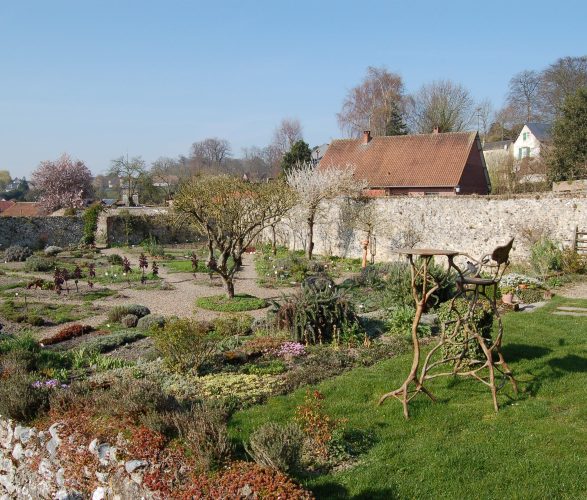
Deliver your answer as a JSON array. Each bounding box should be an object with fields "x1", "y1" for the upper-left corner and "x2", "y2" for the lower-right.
[{"x1": 0, "y1": 0, "x2": 585, "y2": 177}]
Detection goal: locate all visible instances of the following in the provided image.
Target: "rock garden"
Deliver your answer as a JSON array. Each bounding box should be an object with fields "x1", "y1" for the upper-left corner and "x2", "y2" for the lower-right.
[{"x1": 1, "y1": 189, "x2": 586, "y2": 498}]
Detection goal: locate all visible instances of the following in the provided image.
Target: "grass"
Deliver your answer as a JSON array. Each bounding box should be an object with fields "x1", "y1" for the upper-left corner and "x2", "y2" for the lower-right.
[
  {"x1": 195, "y1": 293, "x2": 268, "y2": 312},
  {"x1": 163, "y1": 259, "x2": 211, "y2": 273},
  {"x1": 0, "y1": 299, "x2": 94, "y2": 326},
  {"x1": 230, "y1": 296, "x2": 587, "y2": 499}
]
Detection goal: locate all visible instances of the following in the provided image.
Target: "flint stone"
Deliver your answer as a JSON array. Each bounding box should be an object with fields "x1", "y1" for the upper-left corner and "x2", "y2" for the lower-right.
[
  {"x1": 125, "y1": 460, "x2": 148, "y2": 474},
  {"x1": 11, "y1": 443, "x2": 24, "y2": 461}
]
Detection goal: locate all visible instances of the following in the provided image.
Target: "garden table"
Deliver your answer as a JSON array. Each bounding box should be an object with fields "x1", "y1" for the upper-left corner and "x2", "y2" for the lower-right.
[{"x1": 378, "y1": 248, "x2": 462, "y2": 419}]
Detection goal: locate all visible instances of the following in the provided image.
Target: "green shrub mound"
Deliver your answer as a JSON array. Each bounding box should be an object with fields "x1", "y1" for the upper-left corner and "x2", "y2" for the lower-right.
[
  {"x1": 246, "y1": 422, "x2": 305, "y2": 473},
  {"x1": 275, "y1": 275, "x2": 360, "y2": 345},
  {"x1": 108, "y1": 304, "x2": 151, "y2": 322},
  {"x1": 107, "y1": 254, "x2": 124, "y2": 265},
  {"x1": 196, "y1": 294, "x2": 268, "y2": 312},
  {"x1": 44, "y1": 246, "x2": 63, "y2": 257},
  {"x1": 437, "y1": 297, "x2": 494, "y2": 365},
  {"x1": 151, "y1": 318, "x2": 225, "y2": 374},
  {"x1": 4, "y1": 245, "x2": 32, "y2": 262},
  {"x1": 121, "y1": 314, "x2": 139, "y2": 328},
  {"x1": 24, "y1": 256, "x2": 56, "y2": 272},
  {"x1": 79, "y1": 330, "x2": 146, "y2": 354},
  {"x1": 136, "y1": 314, "x2": 166, "y2": 331}
]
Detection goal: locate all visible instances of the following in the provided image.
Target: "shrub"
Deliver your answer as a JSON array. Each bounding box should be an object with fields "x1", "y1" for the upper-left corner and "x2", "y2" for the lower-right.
[
  {"x1": 80, "y1": 330, "x2": 146, "y2": 353},
  {"x1": 82, "y1": 202, "x2": 102, "y2": 245},
  {"x1": 387, "y1": 305, "x2": 431, "y2": 339},
  {"x1": 169, "y1": 401, "x2": 232, "y2": 472},
  {"x1": 197, "y1": 373, "x2": 283, "y2": 406},
  {"x1": 212, "y1": 314, "x2": 254, "y2": 337},
  {"x1": 0, "y1": 366, "x2": 50, "y2": 422},
  {"x1": 185, "y1": 461, "x2": 314, "y2": 499},
  {"x1": 246, "y1": 422, "x2": 305, "y2": 473},
  {"x1": 42, "y1": 324, "x2": 93, "y2": 346},
  {"x1": 107, "y1": 253, "x2": 124, "y2": 265},
  {"x1": 275, "y1": 275, "x2": 359, "y2": 345},
  {"x1": 24, "y1": 256, "x2": 56, "y2": 272},
  {"x1": 136, "y1": 314, "x2": 166, "y2": 331},
  {"x1": 142, "y1": 235, "x2": 165, "y2": 258},
  {"x1": 95, "y1": 377, "x2": 171, "y2": 419},
  {"x1": 108, "y1": 304, "x2": 151, "y2": 322},
  {"x1": 561, "y1": 248, "x2": 587, "y2": 274},
  {"x1": 530, "y1": 237, "x2": 563, "y2": 276},
  {"x1": 121, "y1": 314, "x2": 139, "y2": 328},
  {"x1": 195, "y1": 294, "x2": 268, "y2": 312},
  {"x1": 4, "y1": 245, "x2": 32, "y2": 262},
  {"x1": 437, "y1": 297, "x2": 494, "y2": 365},
  {"x1": 151, "y1": 318, "x2": 223, "y2": 374},
  {"x1": 44, "y1": 245, "x2": 63, "y2": 256},
  {"x1": 295, "y1": 390, "x2": 337, "y2": 462}
]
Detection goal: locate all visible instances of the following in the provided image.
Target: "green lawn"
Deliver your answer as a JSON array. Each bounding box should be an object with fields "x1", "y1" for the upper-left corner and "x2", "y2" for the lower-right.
[{"x1": 231, "y1": 296, "x2": 587, "y2": 499}]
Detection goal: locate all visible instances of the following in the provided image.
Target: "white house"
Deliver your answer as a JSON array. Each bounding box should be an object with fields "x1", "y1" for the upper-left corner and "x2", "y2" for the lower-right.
[{"x1": 512, "y1": 123, "x2": 551, "y2": 161}]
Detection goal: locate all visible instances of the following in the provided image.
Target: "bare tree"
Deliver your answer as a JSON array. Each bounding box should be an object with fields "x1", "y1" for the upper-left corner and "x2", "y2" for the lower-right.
[
  {"x1": 271, "y1": 118, "x2": 303, "y2": 155},
  {"x1": 191, "y1": 138, "x2": 232, "y2": 166},
  {"x1": 337, "y1": 66, "x2": 405, "y2": 137},
  {"x1": 476, "y1": 99, "x2": 494, "y2": 142},
  {"x1": 506, "y1": 70, "x2": 542, "y2": 123},
  {"x1": 539, "y1": 55, "x2": 587, "y2": 119},
  {"x1": 286, "y1": 163, "x2": 366, "y2": 260},
  {"x1": 173, "y1": 175, "x2": 294, "y2": 298},
  {"x1": 408, "y1": 80, "x2": 475, "y2": 133},
  {"x1": 108, "y1": 156, "x2": 147, "y2": 205},
  {"x1": 150, "y1": 157, "x2": 181, "y2": 201}
]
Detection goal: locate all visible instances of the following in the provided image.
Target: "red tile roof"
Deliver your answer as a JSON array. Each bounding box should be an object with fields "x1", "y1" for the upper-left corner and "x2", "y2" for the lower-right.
[
  {"x1": 319, "y1": 132, "x2": 478, "y2": 188},
  {"x1": 0, "y1": 202, "x2": 43, "y2": 217},
  {"x1": 0, "y1": 200, "x2": 16, "y2": 212}
]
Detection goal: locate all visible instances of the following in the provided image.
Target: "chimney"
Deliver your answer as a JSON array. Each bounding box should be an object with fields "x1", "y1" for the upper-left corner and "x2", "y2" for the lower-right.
[
  {"x1": 433, "y1": 127, "x2": 439, "y2": 134},
  {"x1": 362, "y1": 130, "x2": 371, "y2": 144}
]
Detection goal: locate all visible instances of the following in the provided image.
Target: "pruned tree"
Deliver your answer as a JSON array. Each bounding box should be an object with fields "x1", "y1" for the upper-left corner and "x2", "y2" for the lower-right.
[
  {"x1": 108, "y1": 156, "x2": 147, "y2": 206},
  {"x1": 337, "y1": 66, "x2": 405, "y2": 137},
  {"x1": 506, "y1": 69, "x2": 542, "y2": 123},
  {"x1": 31, "y1": 154, "x2": 93, "y2": 213},
  {"x1": 191, "y1": 138, "x2": 232, "y2": 167},
  {"x1": 547, "y1": 87, "x2": 587, "y2": 182},
  {"x1": 540, "y1": 55, "x2": 587, "y2": 119},
  {"x1": 280, "y1": 140, "x2": 312, "y2": 176},
  {"x1": 173, "y1": 175, "x2": 294, "y2": 298},
  {"x1": 408, "y1": 80, "x2": 475, "y2": 133},
  {"x1": 286, "y1": 163, "x2": 366, "y2": 260}
]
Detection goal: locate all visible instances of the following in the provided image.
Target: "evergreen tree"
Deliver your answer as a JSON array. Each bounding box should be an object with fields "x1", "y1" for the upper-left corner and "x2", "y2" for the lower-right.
[
  {"x1": 280, "y1": 140, "x2": 312, "y2": 176},
  {"x1": 385, "y1": 103, "x2": 408, "y2": 136},
  {"x1": 548, "y1": 87, "x2": 587, "y2": 182}
]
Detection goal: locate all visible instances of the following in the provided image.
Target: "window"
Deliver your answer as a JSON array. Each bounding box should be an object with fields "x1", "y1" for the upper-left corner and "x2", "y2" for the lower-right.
[
  {"x1": 523, "y1": 132, "x2": 528, "y2": 141},
  {"x1": 518, "y1": 148, "x2": 523, "y2": 160}
]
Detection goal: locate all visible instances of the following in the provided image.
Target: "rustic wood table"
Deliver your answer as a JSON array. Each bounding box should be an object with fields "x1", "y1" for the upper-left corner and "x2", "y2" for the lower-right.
[{"x1": 378, "y1": 248, "x2": 462, "y2": 419}]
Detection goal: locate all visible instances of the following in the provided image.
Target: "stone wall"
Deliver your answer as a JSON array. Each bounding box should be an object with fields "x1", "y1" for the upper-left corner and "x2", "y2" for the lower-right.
[
  {"x1": 270, "y1": 193, "x2": 587, "y2": 263},
  {"x1": 102, "y1": 208, "x2": 201, "y2": 246},
  {"x1": 0, "y1": 217, "x2": 84, "y2": 250},
  {"x1": 0, "y1": 416, "x2": 156, "y2": 499}
]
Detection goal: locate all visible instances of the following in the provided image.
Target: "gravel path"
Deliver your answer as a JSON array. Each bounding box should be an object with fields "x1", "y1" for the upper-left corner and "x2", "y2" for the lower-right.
[
  {"x1": 557, "y1": 280, "x2": 587, "y2": 300},
  {"x1": 97, "y1": 248, "x2": 294, "y2": 321}
]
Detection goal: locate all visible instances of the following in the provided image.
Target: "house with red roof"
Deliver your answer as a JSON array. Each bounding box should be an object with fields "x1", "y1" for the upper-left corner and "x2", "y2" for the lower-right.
[
  {"x1": 318, "y1": 130, "x2": 491, "y2": 196},
  {"x1": 0, "y1": 202, "x2": 43, "y2": 217}
]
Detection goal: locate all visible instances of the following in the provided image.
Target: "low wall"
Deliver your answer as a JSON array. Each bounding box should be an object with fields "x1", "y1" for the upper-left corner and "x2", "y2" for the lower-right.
[
  {"x1": 270, "y1": 193, "x2": 587, "y2": 262},
  {"x1": 0, "y1": 217, "x2": 84, "y2": 250},
  {"x1": 0, "y1": 416, "x2": 156, "y2": 499}
]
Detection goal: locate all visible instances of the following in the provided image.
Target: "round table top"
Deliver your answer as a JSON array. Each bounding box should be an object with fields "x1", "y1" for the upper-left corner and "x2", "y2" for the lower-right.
[{"x1": 396, "y1": 248, "x2": 461, "y2": 257}]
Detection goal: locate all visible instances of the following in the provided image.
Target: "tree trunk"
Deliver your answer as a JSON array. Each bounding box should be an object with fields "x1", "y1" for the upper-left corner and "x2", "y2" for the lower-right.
[
  {"x1": 222, "y1": 276, "x2": 235, "y2": 299},
  {"x1": 307, "y1": 216, "x2": 315, "y2": 260},
  {"x1": 271, "y1": 225, "x2": 277, "y2": 256}
]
